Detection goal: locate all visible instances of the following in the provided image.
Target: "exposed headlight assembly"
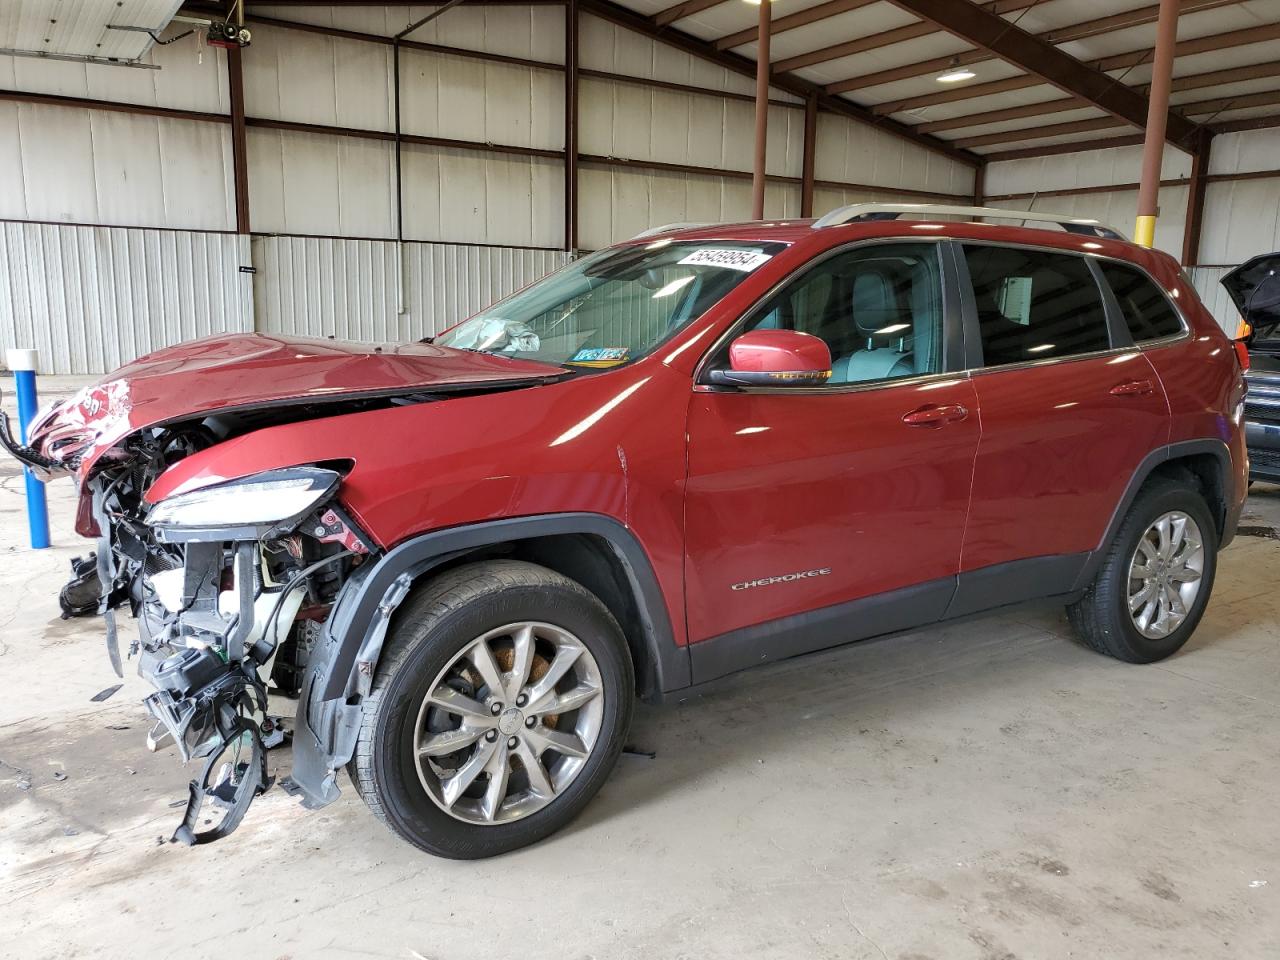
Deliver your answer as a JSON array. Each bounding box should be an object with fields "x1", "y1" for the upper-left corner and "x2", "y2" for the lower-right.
[{"x1": 147, "y1": 466, "x2": 341, "y2": 540}]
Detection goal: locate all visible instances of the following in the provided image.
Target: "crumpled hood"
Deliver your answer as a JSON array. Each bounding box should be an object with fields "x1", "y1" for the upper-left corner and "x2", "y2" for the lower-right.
[{"x1": 24, "y1": 332, "x2": 563, "y2": 481}]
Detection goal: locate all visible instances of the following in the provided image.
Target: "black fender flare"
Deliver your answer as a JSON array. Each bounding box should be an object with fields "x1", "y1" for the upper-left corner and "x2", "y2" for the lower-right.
[
  {"x1": 318, "y1": 512, "x2": 690, "y2": 702},
  {"x1": 286, "y1": 513, "x2": 691, "y2": 809},
  {"x1": 1072, "y1": 438, "x2": 1237, "y2": 591}
]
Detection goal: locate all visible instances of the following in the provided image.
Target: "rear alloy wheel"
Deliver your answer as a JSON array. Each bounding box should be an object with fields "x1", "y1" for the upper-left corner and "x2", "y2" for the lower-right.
[
  {"x1": 351, "y1": 560, "x2": 633, "y2": 858},
  {"x1": 1126, "y1": 511, "x2": 1206, "y2": 640},
  {"x1": 1067, "y1": 476, "x2": 1218, "y2": 663}
]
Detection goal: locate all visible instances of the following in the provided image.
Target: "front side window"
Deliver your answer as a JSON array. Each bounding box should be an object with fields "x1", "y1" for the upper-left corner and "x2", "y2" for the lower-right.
[
  {"x1": 435, "y1": 241, "x2": 787, "y2": 369},
  {"x1": 739, "y1": 242, "x2": 945, "y2": 385},
  {"x1": 1100, "y1": 261, "x2": 1184, "y2": 342},
  {"x1": 963, "y1": 245, "x2": 1111, "y2": 367}
]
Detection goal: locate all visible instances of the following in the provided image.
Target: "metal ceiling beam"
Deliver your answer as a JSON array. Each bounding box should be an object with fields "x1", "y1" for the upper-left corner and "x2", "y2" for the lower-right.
[
  {"x1": 825, "y1": 0, "x2": 1245, "y2": 95},
  {"x1": 577, "y1": 0, "x2": 982, "y2": 166},
  {"x1": 714, "y1": 0, "x2": 881, "y2": 51},
  {"x1": 878, "y1": 0, "x2": 1201, "y2": 148},
  {"x1": 1178, "y1": 87, "x2": 1280, "y2": 118},
  {"x1": 808, "y1": 0, "x2": 1228, "y2": 87},
  {"x1": 872, "y1": 24, "x2": 1280, "y2": 115},
  {"x1": 981, "y1": 134, "x2": 1147, "y2": 162},
  {"x1": 955, "y1": 87, "x2": 1280, "y2": 150},
  {"x1": 873, "y1": 27, "x2": 1280, "y2": 116},
  {"x1": 873, "y1": 74, "x2": 1044, "y2": 116},
  {"x1": 653, "y1": 0, "x2": 727, "y2": 28},
  {"x1": 1213, "y1": 112, "x2": 1280, "y2": 133},
  {"x1": 915, "y1": 61, "x2": 1280, "y2": 135},
  {"x1": 775, "y1": 0, "x2": 1038, "y2": 74},
  {"x1": 952, "y1": 116, "x2": 1131, "y2": 150},
  {"x1": 915, "y1": 96, "x2": 1089, "y2": 134}
]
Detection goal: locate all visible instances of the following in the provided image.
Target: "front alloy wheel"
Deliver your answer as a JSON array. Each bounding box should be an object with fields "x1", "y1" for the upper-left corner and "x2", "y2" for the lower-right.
[
  {"x1": 351, "y1": 560, "x2": 633, "y2": 858},
  {"x1": 414, "y1": 622, "x2": 604, "y2": 825}
]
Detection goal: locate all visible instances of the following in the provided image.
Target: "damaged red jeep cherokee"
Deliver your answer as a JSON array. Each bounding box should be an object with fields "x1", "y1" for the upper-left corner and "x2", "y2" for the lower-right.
[{"x1": 2, "y1": 205, "x2": 1247, "y2": 858}]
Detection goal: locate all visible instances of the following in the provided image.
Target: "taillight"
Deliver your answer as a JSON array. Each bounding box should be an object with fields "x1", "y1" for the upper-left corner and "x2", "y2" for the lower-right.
[{"x1": 1234, "y1": 340, "x2": 1251, "y2": 371}]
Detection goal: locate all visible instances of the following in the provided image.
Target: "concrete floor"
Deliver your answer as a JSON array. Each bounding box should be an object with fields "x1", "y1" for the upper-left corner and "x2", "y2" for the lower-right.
[{"x1": 2, "y1": 375, "x2": 1279, "y2": 959}]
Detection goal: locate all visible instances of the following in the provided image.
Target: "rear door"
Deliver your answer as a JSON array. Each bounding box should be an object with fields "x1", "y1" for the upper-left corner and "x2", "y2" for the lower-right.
[
  {"x1": 950, "y1": 243, "x2": 1170, "y2": 614},
  {"x1": 682, "y1": 241, "x2": 979, "y2": 676}
]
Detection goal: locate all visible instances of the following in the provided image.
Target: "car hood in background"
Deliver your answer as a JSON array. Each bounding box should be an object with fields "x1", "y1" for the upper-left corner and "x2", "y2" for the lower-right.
[
  {"x1": 24, "y1": 333, "x2": 564, "y2": 480},
  {"x1": 1222, "y1": 253, "x2": 1280, "y2": 343}
]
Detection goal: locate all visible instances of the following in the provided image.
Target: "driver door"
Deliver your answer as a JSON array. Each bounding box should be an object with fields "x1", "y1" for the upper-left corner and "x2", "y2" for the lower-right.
[{"x1": 682, "y1": 241, "x2": 979, "y2": 681}]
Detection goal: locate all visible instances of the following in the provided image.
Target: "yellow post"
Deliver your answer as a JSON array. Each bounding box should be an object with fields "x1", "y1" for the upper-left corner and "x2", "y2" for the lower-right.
[{"x1": 1133, "y1": 214, "x2": 1157, "y2": 249}]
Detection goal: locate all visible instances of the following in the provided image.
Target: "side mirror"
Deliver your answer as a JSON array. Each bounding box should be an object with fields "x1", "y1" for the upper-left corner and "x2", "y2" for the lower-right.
[{"x1": 707, "y1": 329, "x2": 832, "y2": 387}]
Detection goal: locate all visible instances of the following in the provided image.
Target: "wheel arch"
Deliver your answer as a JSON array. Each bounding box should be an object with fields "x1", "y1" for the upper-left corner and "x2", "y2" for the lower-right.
[
  {"x1": 318, "y1": 513, "x2": 691, "y2": 705},
  {"x1": 1074, "y1": 439, "x2": 1234, "y2": 591}
]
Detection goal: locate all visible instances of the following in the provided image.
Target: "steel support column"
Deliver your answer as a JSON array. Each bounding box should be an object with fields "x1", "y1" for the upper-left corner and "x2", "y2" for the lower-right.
[
  {"x1": 565, "y1": 0, "x2": 579, "y2": 253},
  {"x1": 227, "y1": 45, "x2": 250, "y2": 234},
  {"x1": 800, "y1": 93, "x2": 817, "y2": 218},
  {"x1": 1182, "y1": 131, "x2": 1212, "y2": 266},
  {"x1": 973, "y1": 161, "x2": 986, "y2": 206},
  {"x1": 751, "y1": 0, "x2": 771, "y2": 220},
  {"x1": 1135, "y1": 0, "x2": 1180, "y2": 247}
]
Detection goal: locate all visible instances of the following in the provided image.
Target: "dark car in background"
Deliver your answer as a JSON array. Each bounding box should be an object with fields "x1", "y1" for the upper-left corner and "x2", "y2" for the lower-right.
[{"x1": 1223, "y1": 253, "x2": 1280, "y2": 483}]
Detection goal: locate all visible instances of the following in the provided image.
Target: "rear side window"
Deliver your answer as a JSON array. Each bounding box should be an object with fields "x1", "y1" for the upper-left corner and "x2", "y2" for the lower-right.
[
  {"x1": 1099, "y1": 262, "x2": 1184, "y2": 342},
  {"x1": 963, "y1": 245, "x2": 1110, "y2": 367}
]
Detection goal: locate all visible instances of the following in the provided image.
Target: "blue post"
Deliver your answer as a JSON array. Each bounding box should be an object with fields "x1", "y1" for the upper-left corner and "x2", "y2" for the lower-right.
[{"x1": 8, "y1": 348, "x2": 50, "y2": 549}]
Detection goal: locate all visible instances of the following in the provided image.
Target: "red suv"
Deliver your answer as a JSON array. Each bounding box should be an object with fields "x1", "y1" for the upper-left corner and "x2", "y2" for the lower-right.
[{"x1": 3, "y1": 204, "x2": 1247, "y2": 858}]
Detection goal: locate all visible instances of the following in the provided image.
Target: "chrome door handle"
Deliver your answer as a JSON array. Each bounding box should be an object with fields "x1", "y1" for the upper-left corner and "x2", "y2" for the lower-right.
[
  {"x1": 902, "y1": 403, "x2": 969, "y2": 427},
  {"x1": 1110, "y1": 379, "x2": 1154, "y2": 397}
]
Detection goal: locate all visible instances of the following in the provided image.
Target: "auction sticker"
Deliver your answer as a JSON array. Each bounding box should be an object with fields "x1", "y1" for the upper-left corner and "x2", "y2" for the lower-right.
[
  {"x1": 567, "y1": 346, "x2": 631, "y2": 368},
  {"x1": 678, "y1": 248, "x2": 772, "y2": 272}
]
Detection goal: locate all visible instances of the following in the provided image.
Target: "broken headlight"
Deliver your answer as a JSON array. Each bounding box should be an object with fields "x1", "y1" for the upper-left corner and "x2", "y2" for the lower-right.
[{"x1": 147, "y1": 466, "x2": 340, "y2": 533}]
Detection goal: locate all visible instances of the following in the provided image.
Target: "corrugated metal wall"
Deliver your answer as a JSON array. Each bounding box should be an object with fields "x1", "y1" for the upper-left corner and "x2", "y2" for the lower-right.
[
  {"x1": 984, "y1": 144, "x2": 1193, "y2": 259},
  {"x1": 1187, "y1": 266, "x2": 1239, "y2": 334},
  {"x1": 253, "y1": 235, "x2": 568, "y2": 341},
  {"x1": 0, "y1": 221, "x2": 251, "y2": 374}
]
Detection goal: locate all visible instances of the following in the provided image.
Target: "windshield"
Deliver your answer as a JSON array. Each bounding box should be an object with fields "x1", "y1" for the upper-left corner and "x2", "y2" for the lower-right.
[{"x1": 435, "y1": 240, "x2": 789, "y2": 369}]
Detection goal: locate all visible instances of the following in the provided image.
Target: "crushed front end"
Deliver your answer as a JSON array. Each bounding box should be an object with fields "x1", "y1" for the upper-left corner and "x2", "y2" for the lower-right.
[
  {"x1": 3, "y1": 400, "x2": 375, "y2": 844},
  {"x1": 98, "y1": 449, "x2": 375, "y2": 842}
]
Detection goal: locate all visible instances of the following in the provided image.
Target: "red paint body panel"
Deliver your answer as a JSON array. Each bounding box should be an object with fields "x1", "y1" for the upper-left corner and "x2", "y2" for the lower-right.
[
  {"x1": 683, "y1": 377, "x2": 979, "y2": 641},
  {"x1": 961, "y1": 350, "x2": 1170, "y2": 570},
  {"x1": 145, "y1": 360, "x2": 694, "y2": 648}
]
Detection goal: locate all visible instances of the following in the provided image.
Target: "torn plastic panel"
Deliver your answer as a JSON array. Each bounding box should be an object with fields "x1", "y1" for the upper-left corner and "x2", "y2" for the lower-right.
[{"x1": 65, "y1": 423, "x2": 375, "y2": 844}]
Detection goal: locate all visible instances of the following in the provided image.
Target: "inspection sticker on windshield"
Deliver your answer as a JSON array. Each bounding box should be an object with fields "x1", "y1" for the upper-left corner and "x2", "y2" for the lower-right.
[
  {"x1": 567, "y1": 347, "x2": 630, "y2": 368},
  {"x1": 678, "y1": 248, "x2": 772, "y2": 272}
]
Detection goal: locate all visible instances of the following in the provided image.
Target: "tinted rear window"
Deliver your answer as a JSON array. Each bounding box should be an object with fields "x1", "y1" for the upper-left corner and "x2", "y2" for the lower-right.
[
  {"x1": 1100, "y1": 262, "x2": 1183, "y2": 342},
  {"x1": 963, "y1": 245, "x2": 1111, "y2": 367}
]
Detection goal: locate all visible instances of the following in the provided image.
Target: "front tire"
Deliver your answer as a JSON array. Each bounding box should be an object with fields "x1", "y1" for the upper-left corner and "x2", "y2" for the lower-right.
[
  {"x1": 350, "y1": 560, "x2": 634, "y2": 858},
  {"x1": 1067, "y1": 476, "x2": 1218, "y2": 663}
]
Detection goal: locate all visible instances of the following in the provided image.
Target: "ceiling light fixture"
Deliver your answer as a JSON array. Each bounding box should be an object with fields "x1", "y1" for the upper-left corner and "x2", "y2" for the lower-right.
[{"x1": 936, "y1": 58, "x2": 976, "y2": 84}]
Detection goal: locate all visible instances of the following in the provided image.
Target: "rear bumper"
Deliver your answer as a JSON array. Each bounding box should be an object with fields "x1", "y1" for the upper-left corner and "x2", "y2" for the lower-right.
[{"x1": 1246, "y1": 419, "x2": 1280, "y2": 482}]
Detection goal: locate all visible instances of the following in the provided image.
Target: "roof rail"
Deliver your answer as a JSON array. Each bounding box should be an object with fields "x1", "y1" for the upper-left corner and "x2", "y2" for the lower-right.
[
  {"x1": 630, "y1": 222, "x2": 712, "y2": 240},
  {"x1": 811, "y1": 203, "x2": 1127, "y2": 241}
]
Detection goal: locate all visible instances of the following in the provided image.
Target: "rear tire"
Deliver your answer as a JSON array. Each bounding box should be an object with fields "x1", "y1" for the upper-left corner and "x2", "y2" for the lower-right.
[
  {"x1": 350, "y1": 560, "x2": 633, "y2": 858},
  {"x1": 1067, "y1": 477, "x2": 1218, "y2": 663}
]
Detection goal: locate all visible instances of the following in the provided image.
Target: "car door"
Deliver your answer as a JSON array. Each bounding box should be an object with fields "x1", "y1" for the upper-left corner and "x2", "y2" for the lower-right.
[
  {"x1": 682, "y1": 240, "x2": 980, "y2": 682},
  {"x1": 949, "y1": 243, "x2": 1171, "y2": 616}
]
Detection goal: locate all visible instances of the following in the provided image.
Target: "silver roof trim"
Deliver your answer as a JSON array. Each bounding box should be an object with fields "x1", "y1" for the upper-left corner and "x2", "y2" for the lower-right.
[
  {"x1": 630, "y1": 222, "x2": 714, "y2": 240},
  {"x1": 812, "y1": 203, "x2": 1127, "y2": 241}
]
